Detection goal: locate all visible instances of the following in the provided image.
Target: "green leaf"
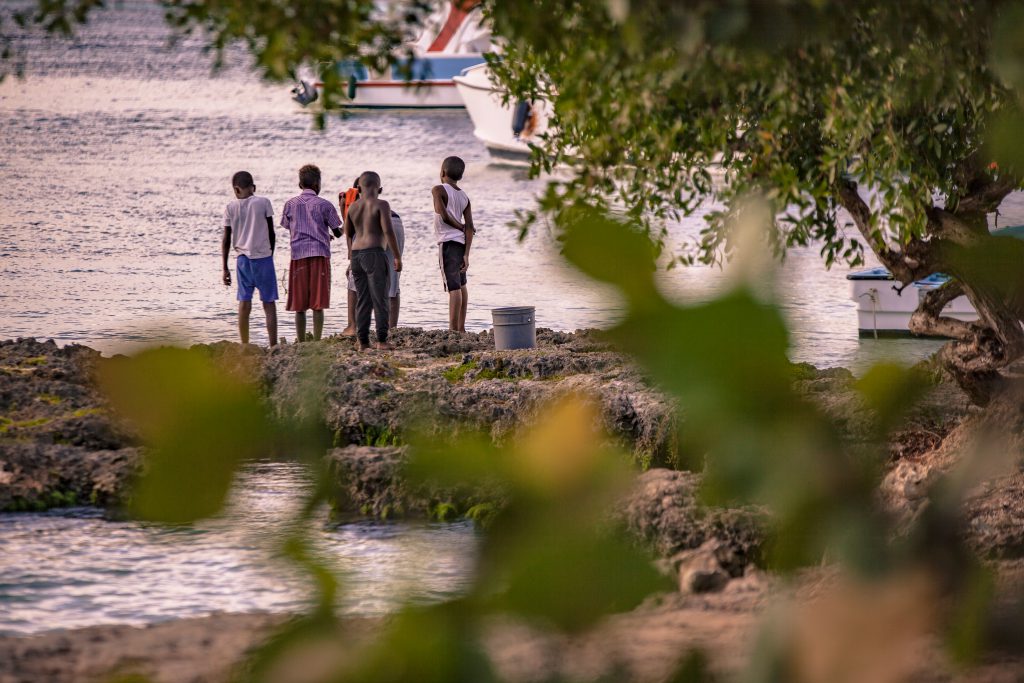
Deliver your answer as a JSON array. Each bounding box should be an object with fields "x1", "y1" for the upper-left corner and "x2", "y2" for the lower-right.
[
  {"x1": 560, "y1": 206, "x2": 659, "y2": 304},
  {"x1": 483, "y1": 523, "x2": 671, "y2": 632},
  {"x1": 100, "y1": 348, "x2": 273, "y2": 523},
  {"x1": 855, "y1": 362, "x2": 930, "y2": 434}
]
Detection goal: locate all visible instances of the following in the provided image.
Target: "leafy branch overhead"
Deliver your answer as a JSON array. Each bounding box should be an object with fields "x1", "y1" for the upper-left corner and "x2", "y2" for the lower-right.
[{"x1": 488, "y1": 0, "x2": 1024, "y2": 404}]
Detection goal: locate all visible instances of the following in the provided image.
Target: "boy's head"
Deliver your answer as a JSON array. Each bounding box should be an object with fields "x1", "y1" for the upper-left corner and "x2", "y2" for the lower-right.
[
  {"x1": 358, "y1": 171, "x2": 382, "y2": 197},
  {"x1": 232, "y1": 171, "x2": 255, "y2": 199},
  {"x1": 298, "y1": 164, "x2": 322, "y2": 193},
  {"x1": 441, "y1": 156, "x2": 465, "y2": 182}
]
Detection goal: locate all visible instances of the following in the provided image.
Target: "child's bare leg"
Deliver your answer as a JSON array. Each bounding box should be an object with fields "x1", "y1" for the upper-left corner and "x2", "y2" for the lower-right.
[
  {"x1": 295, "y1": 311, "x2": 306, "y2": 342},
  {"x1": 313, "y1": 310, "x2": 324, "y2": 340},
  {"x1": 342, "y1": 290, "x2": 357, "y2": 336},
  {"x1": 263, "y1": 302, "x2": 278, "y2": 346},
  {"x1": 238, "y1": 301, "x2": 252, "y2": 344},
  {"x1": 389, "y1": 294, "x2": 400, "y2": 329},
  {"x1": 448, "y1": 289, "x2": 463, "y2": 331},
  {"x1": 459, "y1": 285, "x2": 468, "y2": 333}
]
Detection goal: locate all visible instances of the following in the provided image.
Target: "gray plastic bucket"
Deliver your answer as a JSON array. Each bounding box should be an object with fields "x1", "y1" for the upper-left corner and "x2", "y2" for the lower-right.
[{"x1": 492, "y1": 306, "x2": 536, "y2": 350}]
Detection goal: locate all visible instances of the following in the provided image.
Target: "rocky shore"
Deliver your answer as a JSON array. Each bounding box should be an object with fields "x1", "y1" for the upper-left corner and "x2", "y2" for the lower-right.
[{"x1": 3, "y1": 330, "x2": 1024, "y2": 682}]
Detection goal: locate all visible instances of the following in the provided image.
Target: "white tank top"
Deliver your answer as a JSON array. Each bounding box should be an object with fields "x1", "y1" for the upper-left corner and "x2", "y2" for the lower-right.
[{"x1": 434, "y1": 183, "x2": 469, "y2": 244}]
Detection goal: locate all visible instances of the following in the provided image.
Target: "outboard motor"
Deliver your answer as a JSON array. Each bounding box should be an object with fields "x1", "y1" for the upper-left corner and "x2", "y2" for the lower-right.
[
  {"x1": 291, "y1": 80, "x2": 319, "y2": 106},
  {"x1": 512, "y1": 100, "x2": 532, "y2": 138}
]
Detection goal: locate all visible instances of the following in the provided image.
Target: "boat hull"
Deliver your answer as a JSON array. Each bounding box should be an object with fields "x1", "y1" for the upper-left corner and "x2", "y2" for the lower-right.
[
  {"x1": 848, "y1": 269, "x2": 977, "y2": 337},
  {"x1": 344, "y1": 81, "x2": 466, "y2": 109},
  {"x1": 453, "y1": 64, "x2": 550, "y2": 162}
]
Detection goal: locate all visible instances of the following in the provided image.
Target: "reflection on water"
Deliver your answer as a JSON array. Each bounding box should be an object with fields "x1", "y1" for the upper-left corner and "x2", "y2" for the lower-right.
[{"x1": 0, "y1": 462, "x2": 478, "y2": 636}]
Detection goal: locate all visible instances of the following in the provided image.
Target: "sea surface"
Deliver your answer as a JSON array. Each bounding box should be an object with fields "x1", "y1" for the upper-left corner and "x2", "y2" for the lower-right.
[
  {"x1": 1, "y1": 0, "x2": 1020, "y2": 637},
  {"x1": 0, "y1": 462, "x2": 477, "y2": 636}
]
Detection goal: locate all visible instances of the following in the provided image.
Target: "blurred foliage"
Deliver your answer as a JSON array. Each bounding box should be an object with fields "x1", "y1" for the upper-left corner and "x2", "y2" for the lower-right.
[{"x1": 100, "y1": 348, "x2": 275, "y2": 523}]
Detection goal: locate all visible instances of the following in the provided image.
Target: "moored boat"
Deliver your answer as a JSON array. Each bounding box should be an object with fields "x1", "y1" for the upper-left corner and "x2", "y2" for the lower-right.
[
  {"x1": 295, "y1": 1, "x2": 490, "y2": 109},
  {"x1": 453, "y1": 62, "x2": 552, "y2": 162},
  {"x1": 847, "y1": 224, "x2": 1024, "y2": 337}
]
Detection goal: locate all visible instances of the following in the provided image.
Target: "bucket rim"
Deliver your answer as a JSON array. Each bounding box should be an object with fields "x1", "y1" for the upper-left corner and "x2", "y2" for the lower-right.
[{"x1": 491, "y1": 306, "x2": 535, "y2": 314}]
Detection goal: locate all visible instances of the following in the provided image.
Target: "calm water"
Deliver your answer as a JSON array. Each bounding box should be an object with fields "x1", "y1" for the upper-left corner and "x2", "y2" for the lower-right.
[
  {"x1": 1, "y1": 1, "x2": 1018, "y2": 636},
  {"x1": 0, "y1": 462, "x2": 478, "y2": 635}
]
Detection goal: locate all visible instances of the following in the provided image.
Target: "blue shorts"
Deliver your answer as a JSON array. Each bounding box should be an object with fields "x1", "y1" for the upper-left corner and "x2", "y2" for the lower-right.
[{"x1": 236, "y1": 255, "x2": 278, "y2": 302}]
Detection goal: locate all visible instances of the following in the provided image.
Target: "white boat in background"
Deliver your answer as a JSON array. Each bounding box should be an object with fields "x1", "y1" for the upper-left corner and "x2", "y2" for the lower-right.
[
  {"x1": 848, "y1": 269, "x2": 977, "y2": 337},
  {"x1": 847, "y1": 224, "x2": 1024, "y2": 337},
  {"x1": 453, "y1": 62, "x2": 552, "y2": 162},
  {"x1": 294, "y1": 1, "x2": 490, "y2": 109}
]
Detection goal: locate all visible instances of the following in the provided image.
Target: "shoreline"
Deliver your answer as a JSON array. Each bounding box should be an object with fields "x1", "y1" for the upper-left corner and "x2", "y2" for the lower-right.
[{"x1": 4, "y1": 329, "x2": 1024, "y2": 681}]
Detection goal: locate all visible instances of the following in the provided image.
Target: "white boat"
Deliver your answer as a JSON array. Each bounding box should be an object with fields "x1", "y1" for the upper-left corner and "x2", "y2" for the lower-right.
[
  {"x1": 847, "y1": 269, "x2": 977, "y2": 337},
  {"x1": 295, "y1": 1, "x2": 490, "y2": 109},
  {"x1": 847, "y1": 225, "x2": 1023, "y2": 337},
  {"x1": 453, "y1": 62, "x2": 552, "y2": 162}
]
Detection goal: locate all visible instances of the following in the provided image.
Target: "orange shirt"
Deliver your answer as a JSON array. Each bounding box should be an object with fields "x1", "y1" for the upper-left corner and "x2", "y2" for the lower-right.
[{"x1": 341, "y1": 187, "x2": 360, "y2": 220}]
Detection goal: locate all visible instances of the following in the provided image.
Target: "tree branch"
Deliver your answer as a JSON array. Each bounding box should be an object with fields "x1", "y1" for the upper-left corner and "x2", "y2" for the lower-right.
[
  {"x1": 836, "y1": 179, "x2": 933, "y2": 284},
  {"x1": 908, "y1": 280, "x2": 974, "y2": 340},
  {"x1": 956, "y1": 175, "x2": 1018, "y2": 216}
]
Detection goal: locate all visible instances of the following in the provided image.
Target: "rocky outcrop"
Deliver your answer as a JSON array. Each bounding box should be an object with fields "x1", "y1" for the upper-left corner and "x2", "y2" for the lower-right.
[
  {"x1": 0, "y1": 338, "x2": 140, "y2": 511},
  {"x1": 0, "y1": 441, "x2": 140, "y2": 510},
  {"x1": 260, "y1": 328, "x2": 678, "y2": 468},
  {"x1": 621, "y1": 469, "x2": 766, "y2": 583},
  {"x1": 326, "y1": 445, "x2": 503, "y2": 521},
  {"x1": 7, "y1": 329, "x2": 1022, "y2": 569}
]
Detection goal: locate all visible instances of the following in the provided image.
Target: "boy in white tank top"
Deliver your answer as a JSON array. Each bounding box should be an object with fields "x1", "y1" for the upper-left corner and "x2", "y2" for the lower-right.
[{"x1": 431, "y1": 156, "x2": 475, "y2": 332}]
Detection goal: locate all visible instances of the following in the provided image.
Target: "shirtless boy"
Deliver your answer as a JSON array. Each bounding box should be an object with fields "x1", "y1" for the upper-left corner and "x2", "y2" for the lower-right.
[
  {"x1": 431, "y1": 156, "x2": 475, "y2": 332},
  {"x1": 343, "y1": 171, "x2": 403, "y2": 350}
]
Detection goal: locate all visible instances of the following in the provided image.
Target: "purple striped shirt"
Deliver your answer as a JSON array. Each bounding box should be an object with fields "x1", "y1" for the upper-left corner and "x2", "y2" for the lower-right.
[{"x1": 280, "y1": 189, "x2": 341, "y2": 260}]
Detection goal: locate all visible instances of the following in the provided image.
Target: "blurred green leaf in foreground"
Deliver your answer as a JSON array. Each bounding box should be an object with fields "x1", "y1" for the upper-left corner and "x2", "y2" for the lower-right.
[{"x1": 100, "y1": 347, "x2": 274, "y2": 523}]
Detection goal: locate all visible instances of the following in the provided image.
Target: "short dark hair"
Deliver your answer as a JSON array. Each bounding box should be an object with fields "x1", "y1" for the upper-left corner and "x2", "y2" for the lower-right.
[
  {"x1": 358, "y1": 171, "x2": 381, "y2": 189},
  {"x1": 298, "y1": 164, "x2": 321, "y2": 189},
  {"x1": 442, "y1": 156, "x2": 465, "y2": 181},
  {"x1": 232, "y1": 171, "x2": 254, "y2": 189}
]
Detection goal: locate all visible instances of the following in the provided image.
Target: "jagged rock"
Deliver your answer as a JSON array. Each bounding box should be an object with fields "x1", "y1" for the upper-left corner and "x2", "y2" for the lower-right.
[
  {"x1": 0, "y1": 441, "x2": 140, "y2": 510},
  {"x1": 963, "y1": 471, "x2": 1024, "y2": 558},
  {"x1": 327, "y1": 445, "x2": 411, "y2": 519},
  {"x1": 0, "y1": 338, "x2": 131, "y2": 450},
  {"x1": 673, "y1": 540, "x2": 732, "y2": 593},
  {"x1": 325, "y1": 445, "x2": 502, "y2": 520},
  {"x1": 621, "y1": 469, "x2": 766, "y2": 575}
]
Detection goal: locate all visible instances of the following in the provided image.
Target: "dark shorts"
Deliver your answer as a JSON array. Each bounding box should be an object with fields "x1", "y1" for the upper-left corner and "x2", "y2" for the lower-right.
[
  {"x1": 236, "y1": 255, "x2": 278, "y2": 303},
  {"x1": 287, "y1": 256, "x2": 331, "y2": 311},
  {"x1": 439, "y1": 241, "x2": 467, "y2": 292}
]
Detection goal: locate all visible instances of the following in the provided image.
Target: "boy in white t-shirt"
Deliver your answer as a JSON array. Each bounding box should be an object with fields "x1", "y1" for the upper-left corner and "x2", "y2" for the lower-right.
[{"x1": 221, "y1": 171, "x2": 278, "y2": 346}]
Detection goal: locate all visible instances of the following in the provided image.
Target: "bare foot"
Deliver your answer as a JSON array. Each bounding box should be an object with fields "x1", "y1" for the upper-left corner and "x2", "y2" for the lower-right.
[
  {"x1": 374, "y1": 342, "x2": 394, "y2": 351},
  {"x1": 341, "y1": 327, "x2": 356, "y2": 337},
  {"x1": 358, "y1": 342, "x2": 372, "y2": 353}
]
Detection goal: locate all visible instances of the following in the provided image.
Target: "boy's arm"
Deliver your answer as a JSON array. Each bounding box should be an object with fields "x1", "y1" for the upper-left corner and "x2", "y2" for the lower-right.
[
  {"x1": 265, "y1": 199, "x2": 275, "y2": 254},
  {"x1": 432, "y1": 185, "x2": 465, "y2": 232},
  {"x1": 343, "y1": 208, "x2": 355, "y2": 259},
  {"x1": 379, "y1": 202, "x2": 402, "y2": 272},
  {"x1": 280, "y1": 202, "x2": 291, "y2": 233},
  {"x1": 327, "y1": 202, "x2": 343, "y2": 239},
  {"x1": 461, "y1": 200, "x2": 475, "y2": 272},
  {"x1": 221, "y1": 226, "x2": 232, "y2": 285}
]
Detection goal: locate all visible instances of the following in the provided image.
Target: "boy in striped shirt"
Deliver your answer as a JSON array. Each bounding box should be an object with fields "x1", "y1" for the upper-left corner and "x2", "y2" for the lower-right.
[{"x1": 280, "y1": 164, "x2": 342, "y2": 342}]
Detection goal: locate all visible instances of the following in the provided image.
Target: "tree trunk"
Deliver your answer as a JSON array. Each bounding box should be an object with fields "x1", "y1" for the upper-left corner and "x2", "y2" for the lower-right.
[{"x1": 837, "y1": 180, "x2": 1024, "y2": 406}]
